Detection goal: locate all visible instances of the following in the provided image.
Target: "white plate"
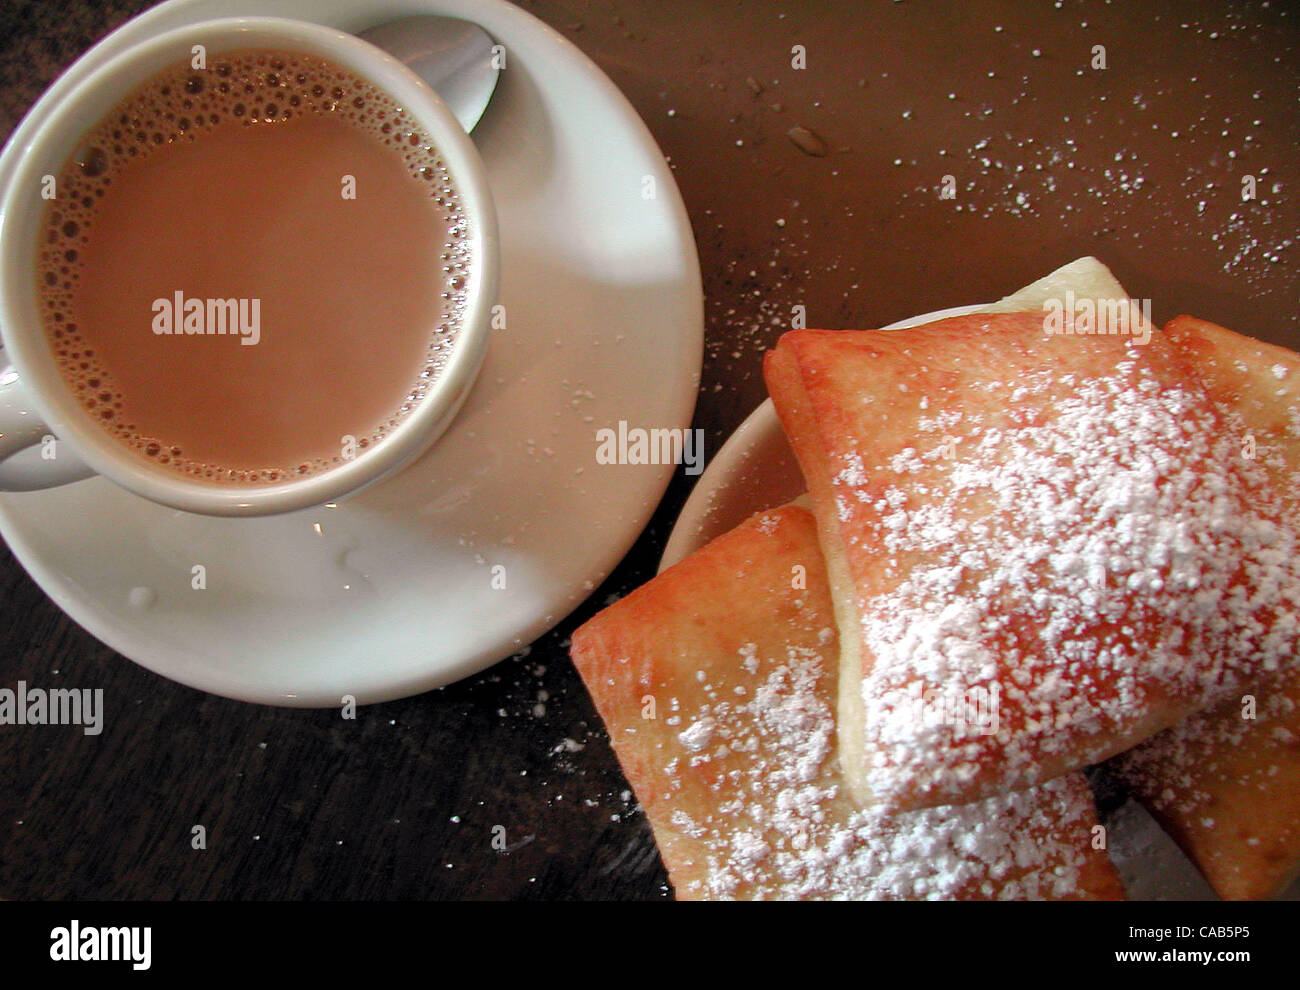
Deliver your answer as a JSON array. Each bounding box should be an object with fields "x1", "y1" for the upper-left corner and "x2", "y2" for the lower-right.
[
  {"x1": 0, "y1": 0, "x2": 702, "y2": 706},
  {"x1": 660, "y1": 304, "x2": 1300, "y2": 901}
]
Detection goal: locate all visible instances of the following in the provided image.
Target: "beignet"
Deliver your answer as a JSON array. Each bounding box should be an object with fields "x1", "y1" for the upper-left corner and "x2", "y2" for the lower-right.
[
  {"x1": 571, "y1": 504, "x2": 1124, "y2": 899},
  {"x1": 765, "y1": 311, "x2": 1300, "y2": 812},
  {"x1": 1113, "y1": 316, "x2": 1300, "y2": 900}
]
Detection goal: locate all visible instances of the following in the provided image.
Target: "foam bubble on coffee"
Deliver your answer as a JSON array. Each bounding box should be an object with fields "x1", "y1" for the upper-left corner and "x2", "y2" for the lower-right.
[{"x1": 37, "y1": 49, "x2": 473, "y2": 485}]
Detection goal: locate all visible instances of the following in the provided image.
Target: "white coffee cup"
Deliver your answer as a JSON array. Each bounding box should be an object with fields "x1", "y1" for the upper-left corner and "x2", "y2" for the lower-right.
[{"x1": 0, "y1": 16, "x2": 497, "y2": 515}]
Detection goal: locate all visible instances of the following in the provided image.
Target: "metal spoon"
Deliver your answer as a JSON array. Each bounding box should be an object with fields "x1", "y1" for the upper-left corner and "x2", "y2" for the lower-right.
[{"x1": 358, "y1": 15, "x2": 500, "y2": 134}]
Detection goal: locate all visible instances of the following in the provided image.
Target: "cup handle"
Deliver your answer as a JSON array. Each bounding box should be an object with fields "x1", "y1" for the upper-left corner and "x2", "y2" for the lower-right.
[{"x1": 0, "y1": 353, "x2": 95, "y2": 491}]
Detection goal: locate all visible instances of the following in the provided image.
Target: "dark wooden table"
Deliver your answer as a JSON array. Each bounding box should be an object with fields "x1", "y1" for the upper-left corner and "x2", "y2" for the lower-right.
[{"x1": 2, "y1": 0, "x2": 1297, "y2": 900}]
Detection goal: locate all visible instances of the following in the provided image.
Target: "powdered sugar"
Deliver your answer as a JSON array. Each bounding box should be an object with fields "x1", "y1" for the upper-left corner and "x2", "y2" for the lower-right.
[
  {"x1": 670, "y1": 642, "x2": 1100, "y2": 899},
  {"x1": 677, "y1": 716, "x2": 717, "y2": 752},
  {"x1": 841, "y1": 353, "x2": 1300, "y2": 806}
]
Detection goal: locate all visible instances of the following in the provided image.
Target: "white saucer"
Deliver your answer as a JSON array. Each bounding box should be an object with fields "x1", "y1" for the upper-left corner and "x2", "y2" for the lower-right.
[{"x1": 0, "y1": 0, "x2": 702, "y2": 706}]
